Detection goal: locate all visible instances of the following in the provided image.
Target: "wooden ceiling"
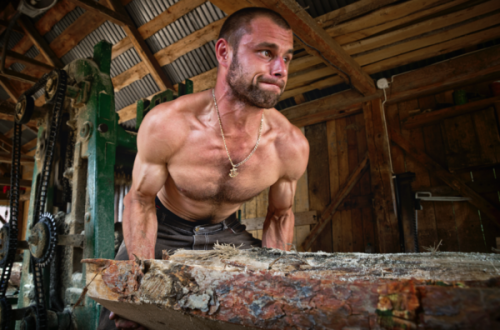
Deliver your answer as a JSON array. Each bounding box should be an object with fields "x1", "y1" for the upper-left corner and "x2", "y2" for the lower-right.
[{"x1": 0, "y1": 0, "x2": 499, "y2": 125}]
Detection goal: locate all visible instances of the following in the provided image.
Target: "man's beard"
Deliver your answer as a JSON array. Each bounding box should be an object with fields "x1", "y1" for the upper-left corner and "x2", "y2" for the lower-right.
[{"x1": 226, "y1": 55, "x2": 284, "y2": 109}]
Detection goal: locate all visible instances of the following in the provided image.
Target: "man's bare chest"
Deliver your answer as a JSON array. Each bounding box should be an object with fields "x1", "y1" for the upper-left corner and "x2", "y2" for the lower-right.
[{"x1": 166, "y1": 135, "x2": 280, "y2": 204}]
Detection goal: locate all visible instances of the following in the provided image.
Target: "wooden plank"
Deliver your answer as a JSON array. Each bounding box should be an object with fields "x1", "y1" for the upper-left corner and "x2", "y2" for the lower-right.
[
  {"x1": 266, "y1": 0, "x2": 376, "y2": 95},
  {"x1": 0, "y1": 153, "x2": 35, "y2": 165},
  {"x1": 420, "y1": 94, "x2": 460, "y2": 252},
  {"x1": 0, "y1": 176, "x2": 32, "y2": 188},
  {"x1": 326, "y1": 119, "x2": 341, "y2": 252},
  {"x1": 343, "y1": 1, "x2": 500, "y2": 56},
  {"x1": 355, "y1": 112, "x2": 377, "y2": 252},
  {"x1": 137, "y1": 0, "x2": 206, "y2": 40},
  {"x1": 111, "y1": 37, "x2": 133, "y2": 60},
  {"x1": 389, "y1": 126, "x2": 500, "y2": 224},
  {"x1": 107, "y1": 0, "x2": 174, "y2": 91},
  {"x1": 241, "y1": 210, "x2": 317, "y2": 231},
  {"x1": 302, "y1": 154, "x2": 369, "y2": 252},
  {"x1": 333, "y1": 0, "x2": 471, "y2": 45},
  {"x1": 336, "y1": 117, "x2": 352, "y2": 252},
  {"x1": 318, "y1": 0, "x2": 401, "y2": 28},
  {"x1": 67, "y1": 0, "x2": 134, "y2": 26},
  {"x1": 403, "y1": 95, "x2": 500, "y2": 129},
  {"x1": 400, "y1": 98, "x2": 439, "y2": 249},
  {"x1": 364, "y1": 99, "x2": 399, "y2": 253},
  {"x1": 17, "y1": 16, "x2": 64, "y2": 68},
  {"x1": 0, "y1": 48, "x2": 54, "y2": 72},
  {"x1": 305, "y1": 123, "x2": 332, "y2": 252},
  {"x1": 0, "y1": 76, "x2": 21, "y2": 101},
  {"x1": 35, "y1": 0, "x2": 78, "y2": 35},
  {"x1": 346, "y1": 115, "x2": 363, "y2": 253}
]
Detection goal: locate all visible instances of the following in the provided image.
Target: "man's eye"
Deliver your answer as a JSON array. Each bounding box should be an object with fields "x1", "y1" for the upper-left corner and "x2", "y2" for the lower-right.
[{"x1": 261, "y1": 50, "x2": 271, "y2": 57}]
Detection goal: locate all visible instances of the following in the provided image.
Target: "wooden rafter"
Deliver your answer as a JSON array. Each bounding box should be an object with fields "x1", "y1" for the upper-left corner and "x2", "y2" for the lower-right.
[
  {"x1": 0, "y1": 152, "x2": 34, "y2": 165},
  {"x1": 107, "y1": 0, "x2": 174, "y2": 90},
  {"x1": 281, "y1": 43, "x2": 500, "y2": 128},
  {"x1": 0, "y1": 76, "x2": 21, "y2": 101},
  {"x1": 0, "y1": 48, "x2": 54, "y2": 72},
  {"x1": 17, "y1": 16, "x2": 64, "y2": 68},
  {"x1": 67, "y1": 0, "x2": 133, "y2": 27},
  {"x1": 389, "y1": 127, "x2": 500, "y2": 224},
  {"x1": 302, "y1": 154, "x2": 369, "y2": 251},
  {"x1": 403, "y1": 95, "x2": 500, "y2": 129}
]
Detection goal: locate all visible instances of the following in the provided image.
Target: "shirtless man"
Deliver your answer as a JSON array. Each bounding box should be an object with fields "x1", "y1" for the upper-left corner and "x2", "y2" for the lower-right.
[{"x1": 99, "y1": 7, "x2": 309, "y2": 329}]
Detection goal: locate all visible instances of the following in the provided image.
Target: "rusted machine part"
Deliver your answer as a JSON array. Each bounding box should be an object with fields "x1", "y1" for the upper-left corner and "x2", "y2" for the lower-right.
[{"x1": 84, "y1": 249, "x2": 500, "y2": 330}]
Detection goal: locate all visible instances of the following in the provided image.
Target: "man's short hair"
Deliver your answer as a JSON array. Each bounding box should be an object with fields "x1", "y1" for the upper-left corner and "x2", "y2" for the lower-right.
[{"x1": 218, "y1": 7, "x2": 291, "y2": 52}]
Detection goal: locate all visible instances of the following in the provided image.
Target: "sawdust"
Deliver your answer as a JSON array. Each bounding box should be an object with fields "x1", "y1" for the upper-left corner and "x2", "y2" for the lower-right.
[{"x1": 171, "y1": 242, "x2": 242, "y2": 261}]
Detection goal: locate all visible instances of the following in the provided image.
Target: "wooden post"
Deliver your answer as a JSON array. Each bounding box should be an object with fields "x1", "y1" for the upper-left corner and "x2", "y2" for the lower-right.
[{"x1": 363, "y1": 99, "x2": 400, "y2": 253}]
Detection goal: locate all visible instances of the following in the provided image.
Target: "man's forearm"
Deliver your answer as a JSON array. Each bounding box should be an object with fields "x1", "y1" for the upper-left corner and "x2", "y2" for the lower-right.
[
  {"x1": 122, "y1": 194, "x2": 158, "y2": 260},
  {"x1": 262, "y1": 209, "x2": 295, "y2": 251}
]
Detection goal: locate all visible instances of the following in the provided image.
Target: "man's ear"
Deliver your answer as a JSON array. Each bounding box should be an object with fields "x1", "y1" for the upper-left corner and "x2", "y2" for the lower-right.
[{"x1": 215, "y1": 38, "x2": 232, "y2": 68}]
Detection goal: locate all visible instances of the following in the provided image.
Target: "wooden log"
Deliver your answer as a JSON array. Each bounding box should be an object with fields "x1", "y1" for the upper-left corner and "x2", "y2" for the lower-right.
[
  {"x1": 84, "y1": 250, "x2": 500, "y2": 330},
  {"x1": 302, "y1": 154, "x2": 368, "y2": 252},
  {"x1": 242, "y1": 210, "x2": 317, "y2": 231},
  {"x1": 389, "y1": 127, "x2": 500, "y2": 224},
  {"x1": 403, "y1": 95, "x2": 500, "y2": 129}
]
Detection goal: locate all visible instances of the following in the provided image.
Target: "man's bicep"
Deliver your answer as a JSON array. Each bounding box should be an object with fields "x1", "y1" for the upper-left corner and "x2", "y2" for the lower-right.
[{"x1": 130, "y1": 154, "x2": 168, "y2": 199}]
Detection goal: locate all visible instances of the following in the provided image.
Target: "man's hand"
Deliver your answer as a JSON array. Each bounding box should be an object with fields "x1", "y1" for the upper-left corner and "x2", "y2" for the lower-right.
[{"x1": 110, "y1": 312, "x2": 147, "y2": 330}]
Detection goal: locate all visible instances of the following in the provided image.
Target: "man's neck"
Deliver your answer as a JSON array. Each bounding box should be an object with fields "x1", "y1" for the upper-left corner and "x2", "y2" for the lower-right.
[{"x1": 212, "y1": 84, "x2": 265, "y2": 137}]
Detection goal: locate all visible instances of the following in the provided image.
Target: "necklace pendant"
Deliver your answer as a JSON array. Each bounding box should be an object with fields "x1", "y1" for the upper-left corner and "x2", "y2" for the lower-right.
[{"x1": 229, "y1": 167, "x2": 238, "y2": 178}]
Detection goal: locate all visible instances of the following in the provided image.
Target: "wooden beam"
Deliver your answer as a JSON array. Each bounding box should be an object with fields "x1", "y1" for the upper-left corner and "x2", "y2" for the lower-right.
[
  {"x1": 242, "y1": 210, "x2": 317, "y2": 231},
  {"x1": 107, "y1": 0, "x2": 174, "y2": 91},
  {"x1": 315, "y1": 0, "x2": 399, "y2": 29},
  {"x1": 0, "y1": 69, "x2": 38, "y2": 84},
  {"x1": 0, "y1": 76, "x2": 21, "y2": 101},
  {"x1": 302, "y1": 154, "x2": 369, "y2": 251},
  {"x1": 389, "y1": 127, "x2": 500, "y2": 224},
  {"x1": 0, "y1": 176, "x2": 32, "y2": 188},
  {"x1": 67, "y1": 0, "x2": 133, "y2": 27},
  {"x1": 0, "y1": 48, "x2": 54, "y2": 71},
  {"x1": 403, "y1": 95, "x2": 500, "y2": 129},
  {"x1": 0, "y1": 19, "x2": 24, "y2": 34},
  {"x1": 113, "y1": 18, "x2": 226, "y2": 91},
  {"x1": 280, "y1": 44, "x2": 500, "y2": 128},
  {"x1": 264, "y1": 0, "x2": 376, "y2": 96},
  {"x1": 0, "y1": 152, "x2": 34, "y2": 165},
  {"x1": 17, "y1": 16, "x2": 64, "y2": 68},
  {"x1": 0, "y1": 133, "x2": 32, "y2": 154},
  {"x1": 364, "y1": 99, "x2": 399, "y2": 253}
]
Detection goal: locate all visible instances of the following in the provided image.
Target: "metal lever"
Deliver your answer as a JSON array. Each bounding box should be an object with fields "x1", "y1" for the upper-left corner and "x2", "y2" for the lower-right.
[{"x1": 415, "y1": 191, "x2": 470, "y2": 210}]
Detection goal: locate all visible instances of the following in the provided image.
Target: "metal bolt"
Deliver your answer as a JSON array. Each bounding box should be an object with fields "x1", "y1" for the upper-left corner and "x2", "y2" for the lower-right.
[{"x1": 98, "y1": 123, "x2": 108, "y2": 133}]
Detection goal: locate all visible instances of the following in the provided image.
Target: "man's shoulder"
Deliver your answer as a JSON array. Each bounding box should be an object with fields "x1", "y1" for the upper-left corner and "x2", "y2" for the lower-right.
[{"x1": 267, "y1": 108, "x2": 309, "y2": 178}]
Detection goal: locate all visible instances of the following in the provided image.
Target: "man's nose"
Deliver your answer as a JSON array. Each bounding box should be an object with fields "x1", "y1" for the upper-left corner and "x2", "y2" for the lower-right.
[{"x1": 271, "y1": 57, "x2": 287, "y2": 78}]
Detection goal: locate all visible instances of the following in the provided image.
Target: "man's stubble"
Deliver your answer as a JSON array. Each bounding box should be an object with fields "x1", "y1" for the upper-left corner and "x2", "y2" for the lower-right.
[{"x1": 226, "y1": 53, "x2": 284, "y2": 109}]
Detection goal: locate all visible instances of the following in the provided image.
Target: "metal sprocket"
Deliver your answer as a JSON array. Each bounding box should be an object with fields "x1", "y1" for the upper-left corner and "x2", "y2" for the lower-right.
[{"x1": 29, "y1": 213, "x2": 58, "y2": 268}]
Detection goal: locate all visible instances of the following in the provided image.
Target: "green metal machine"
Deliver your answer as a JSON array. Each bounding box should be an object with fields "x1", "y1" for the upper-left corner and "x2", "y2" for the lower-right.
[{"x1": 0, "y1": 40, "x2": 192, "y2": 329}]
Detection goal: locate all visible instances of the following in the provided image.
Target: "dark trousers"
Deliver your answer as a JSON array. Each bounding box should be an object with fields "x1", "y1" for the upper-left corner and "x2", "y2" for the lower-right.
[{"x1": 97, "y1": 198, "x2": 261, "y2": 329}]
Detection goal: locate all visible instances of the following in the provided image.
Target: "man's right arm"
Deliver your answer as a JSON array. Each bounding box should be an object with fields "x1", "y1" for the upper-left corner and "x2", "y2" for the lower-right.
[{"x1": 122, "y1": 106, "x2": 178, "y2": 260}]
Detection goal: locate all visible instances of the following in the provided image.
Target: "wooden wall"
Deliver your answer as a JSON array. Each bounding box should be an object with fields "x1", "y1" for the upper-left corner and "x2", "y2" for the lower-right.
[
  {"x1": 388, "y1": 81, "x2": 500, "y2": 253},
  {"x1": 241, "y1": 81, "x2": 500, "y2": 254}
]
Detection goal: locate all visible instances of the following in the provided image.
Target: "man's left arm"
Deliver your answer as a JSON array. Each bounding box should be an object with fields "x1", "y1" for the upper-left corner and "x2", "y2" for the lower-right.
[{"x1": 262, "y1": 125, "x2": 309, "y2": 251}]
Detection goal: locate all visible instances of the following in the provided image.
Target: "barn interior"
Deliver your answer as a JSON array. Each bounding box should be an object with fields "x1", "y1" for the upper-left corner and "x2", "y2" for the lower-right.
[{"x1": 0, "y1": 0, "x2": 500, "y2": 329}]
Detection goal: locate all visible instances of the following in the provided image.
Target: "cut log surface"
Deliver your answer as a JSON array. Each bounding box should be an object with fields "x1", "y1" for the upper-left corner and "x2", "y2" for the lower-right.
[{"x1": 84, "y1": 248, "x2": 500, "y2": 330}]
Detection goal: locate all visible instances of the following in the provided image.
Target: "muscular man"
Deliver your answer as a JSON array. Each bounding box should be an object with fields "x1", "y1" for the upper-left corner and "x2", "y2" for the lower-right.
[{"x1": 99, "y1": 7, "x2": 309, "y2": 329}]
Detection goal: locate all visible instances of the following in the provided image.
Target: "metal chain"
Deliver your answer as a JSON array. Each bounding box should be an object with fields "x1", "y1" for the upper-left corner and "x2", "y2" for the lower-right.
[
  {"x1": 212, "y1": 89, "x2": 263, "y2": 170},
  {"x1": 0, "y1": 69, "x2": 67, "y2": 330}
]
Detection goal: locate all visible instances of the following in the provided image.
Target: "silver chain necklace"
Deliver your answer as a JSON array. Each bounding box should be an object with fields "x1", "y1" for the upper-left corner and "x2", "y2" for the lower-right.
[{"x1": 212, "y1": 89, "x2": 264, "y2": 178}]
